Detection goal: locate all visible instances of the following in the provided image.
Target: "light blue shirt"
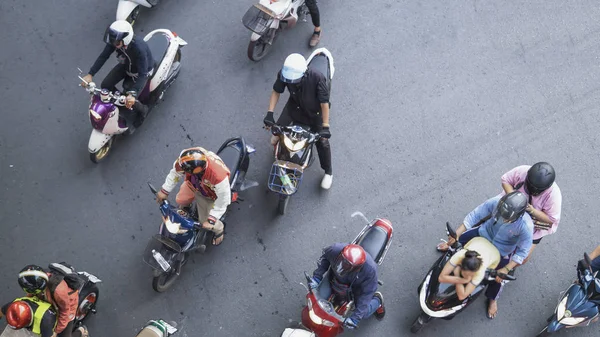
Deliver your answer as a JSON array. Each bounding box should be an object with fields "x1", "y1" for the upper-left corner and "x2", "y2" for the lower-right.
[{"x1": 463, "y1": 195, "x2": 534, "y2": 264}]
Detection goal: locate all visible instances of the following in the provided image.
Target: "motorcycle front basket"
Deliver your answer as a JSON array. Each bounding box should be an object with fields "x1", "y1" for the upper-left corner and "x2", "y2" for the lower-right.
[
  {"x1": 142, "y1": 234, "x2": 182, "y2": 270},
  {"x1": 268, "y1": 161, "x2": 303, "y2": 196},
  {"x1": 242, "y1": 4, "x2": 275, "y2": 35}
]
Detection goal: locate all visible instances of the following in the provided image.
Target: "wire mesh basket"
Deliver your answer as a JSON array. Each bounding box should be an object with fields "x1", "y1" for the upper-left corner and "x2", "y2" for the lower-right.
[
  {"x1": 268, "y1": 161, "x2": 303, "y2": 195},
  {"x1": 142, "y1": 234, "x2": 182, "y2": 270},
  {"x1": 242, "y1": 4, "x2": 275, "y2": 35}
]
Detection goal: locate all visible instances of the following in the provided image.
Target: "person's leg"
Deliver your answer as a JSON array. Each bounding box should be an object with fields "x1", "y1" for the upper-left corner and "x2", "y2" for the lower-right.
[
  {"x1": 485, "y1": 256, "x2": 510, "y2": 318},
  {"x1": 175, "y1": 181, "x2": 196, "y2": 207},
  {"x1": 195, "y1": 195, "x2": 225, "y2": 245},
  {"x1": 304, "y1": 0, "x2": 321, "y2": 47},
  {"x1": 317, "y1": 276, "x2": 332, "y2": 300},
  {"x1": 363, "y1": 295, "x2": 383, "y2": 319},
  {"x1": 57, "y1": 321, "x2": 80, "y2": 337},
  {"x1": 272, "y1": 101, "x2": 295, "y2": 145},
  {"x1": 122, "y1": 76, "x2": 150, "y2": 128},
  {"x1": 100, "y1": 64, "x2": 127, "y2": 92}
]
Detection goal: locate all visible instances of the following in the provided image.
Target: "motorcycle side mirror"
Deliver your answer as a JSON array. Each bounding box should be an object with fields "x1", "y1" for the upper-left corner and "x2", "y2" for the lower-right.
[
  {"x1": 304, "y1": 271, "x2": 312, "y2": 283},
  {"x1": 446, "y1": 222, "x2": 457, "y2": 239},
  {"x1": 148, "y1": 182, "x2": 158, "y2": 195}
]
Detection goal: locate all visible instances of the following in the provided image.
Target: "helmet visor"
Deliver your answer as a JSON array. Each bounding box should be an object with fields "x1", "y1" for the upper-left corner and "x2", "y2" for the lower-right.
[
  {"x1": 525, "y1": 180, "x2": 544, "y2": 196},
  {"x1": 333, "y1": 257, "x2": 358, "y2": 278},
  {"x1": 104, "y1": 27, "x2": 129, "y2": 46},
  {"x1": 280, "y1": 66, "x2": 304, "y2": 84}
]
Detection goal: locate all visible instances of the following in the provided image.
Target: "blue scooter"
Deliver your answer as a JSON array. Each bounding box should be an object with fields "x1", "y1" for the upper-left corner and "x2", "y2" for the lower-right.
[
  {"x1": 143, "y1": 137, "x2": 257, "y2": 292},
  {"x1": 537, "y1": 253, "x2": 600, "y2": 335}
]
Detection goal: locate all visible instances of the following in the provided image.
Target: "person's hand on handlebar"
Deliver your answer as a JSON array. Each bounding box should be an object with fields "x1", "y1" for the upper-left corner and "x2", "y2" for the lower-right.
[
  {"x1": 156, "y1": 190, "x2": 168, "y2": 204},
  {"x1": 263, "y1": 111, "x2": 275, "y2": 128},
  {"x1": 125, "y1": 94, "x2": 136, "y2": 109},
  {"x1": 319, "y1": 126, "x2": 331, "y2": 139},
  {"x1": 495, "y1": 267, "x2": 511, "y2": 283},
  {"x1": 81, "y1": 74, "x2": 93, "y2": 87}
]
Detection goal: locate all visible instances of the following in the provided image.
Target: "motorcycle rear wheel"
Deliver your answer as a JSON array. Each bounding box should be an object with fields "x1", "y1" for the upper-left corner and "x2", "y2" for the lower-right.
[
  {"x1": 75, "y1": 285, "x2": 99, "y2": 323},
  {"x1": 247, "y1": 29, "x2": 279, "y2": 61},
  {"x1": 277, "y1": 195, "x2": 289, "y2": 215},
  {"x1": 89, "y1": 137, "x2": 114, "y2": 163}
]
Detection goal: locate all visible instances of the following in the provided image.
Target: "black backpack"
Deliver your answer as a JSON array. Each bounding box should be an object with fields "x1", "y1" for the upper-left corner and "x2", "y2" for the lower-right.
[{"x1": 47, "y1": 262, "x2": 85, "y2": 296}]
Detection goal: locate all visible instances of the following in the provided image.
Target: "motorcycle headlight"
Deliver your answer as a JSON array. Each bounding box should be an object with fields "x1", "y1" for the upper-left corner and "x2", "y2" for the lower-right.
[
  {"x1": 560, "y1": 316, "x2": 586, "y2": 325},
  {"x1": 283, "y1": 137, "x2": 307, "y2": 152},
  {"x1": 556, "y1": 296, "x2": 568, "y2": 319},
  {"x1": 306, "y1": 298, "x2": 335, "y2": 327},
  {"x1": 164, "y1": 218, "x2": 183, "y2": 234}
]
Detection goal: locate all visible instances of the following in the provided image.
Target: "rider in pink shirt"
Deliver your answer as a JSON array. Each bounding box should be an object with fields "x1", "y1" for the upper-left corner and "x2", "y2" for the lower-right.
[{"x1": 501, "y1": 162, "x2": 562, "y2": 263}]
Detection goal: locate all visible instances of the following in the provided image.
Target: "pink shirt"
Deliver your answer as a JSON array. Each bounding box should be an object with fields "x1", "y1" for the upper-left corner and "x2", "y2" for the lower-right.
[{"x1": 500, "y1": 165, "x2": 562, "y2": 240}]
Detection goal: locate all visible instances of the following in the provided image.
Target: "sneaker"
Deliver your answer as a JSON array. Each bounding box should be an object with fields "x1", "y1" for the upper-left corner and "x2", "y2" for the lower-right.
[
  {"x1": 76, "y1": 325, "x2": 89, "y2": 337},
  {"x1": 309, "y1": 30, "x2": 321, "y2": 48},
  {"x1": 374, "y1": 292, "x2": 385, "y2": 320},
  {"x1": 321, "y1": 174, "x2": 333, "y2": 189}
]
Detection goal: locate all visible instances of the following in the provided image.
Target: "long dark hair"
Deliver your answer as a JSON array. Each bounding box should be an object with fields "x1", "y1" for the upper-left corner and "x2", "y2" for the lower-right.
[{"x1": 461, "y1": 250, "x2": 483, "y2": 272}]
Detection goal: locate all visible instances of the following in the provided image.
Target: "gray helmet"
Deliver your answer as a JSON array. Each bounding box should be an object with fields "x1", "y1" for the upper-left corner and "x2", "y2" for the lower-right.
[{"x1": 493, "y1": 191, "x2": 528, "y2": 223}]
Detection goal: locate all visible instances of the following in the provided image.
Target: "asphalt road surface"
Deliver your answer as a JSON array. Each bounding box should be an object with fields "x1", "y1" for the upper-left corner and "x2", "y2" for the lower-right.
[{"x1": 2, "y1": 1, "x2": 600, "y2": 336}]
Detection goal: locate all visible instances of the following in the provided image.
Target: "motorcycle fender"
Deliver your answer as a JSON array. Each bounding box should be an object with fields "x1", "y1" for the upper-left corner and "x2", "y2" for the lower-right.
[
  {"x1": 88, "y1": 129, "x2": 113, "y2": 153},
  {"x1": 116, "y1": 1, "x2": 139, "y2": 21},
  {"x1": 250, "y1": 32, "x2": 262, "y2": 42}
]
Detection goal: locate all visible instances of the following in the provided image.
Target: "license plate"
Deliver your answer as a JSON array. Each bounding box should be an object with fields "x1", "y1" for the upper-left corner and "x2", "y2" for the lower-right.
[{"x1": 78, "y1": 271, "x2": 102, "y2": 283}]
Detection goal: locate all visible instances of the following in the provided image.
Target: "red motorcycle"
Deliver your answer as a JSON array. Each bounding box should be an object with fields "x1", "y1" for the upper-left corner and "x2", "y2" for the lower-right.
[{"x1": 282, "y1": 212, "x2": 394, "y2": 337}]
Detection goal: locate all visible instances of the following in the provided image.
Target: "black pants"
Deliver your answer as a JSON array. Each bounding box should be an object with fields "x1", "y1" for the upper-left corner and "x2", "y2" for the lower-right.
[
  {"x1": 305, "y1": 0, "x2": 320, "y2": 27},
  {"x1": 101, "y1": 63, "x2": 149, "y2": 122},
  {"x1": 276, "y1": 101, "x2": 332, "y2": 175},
  {"x1": 57, "y1": 321, "x2": 82, "y2": 337}
]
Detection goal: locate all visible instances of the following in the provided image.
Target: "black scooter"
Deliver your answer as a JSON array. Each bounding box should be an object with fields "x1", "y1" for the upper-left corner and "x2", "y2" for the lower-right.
[
  {"x1": 410, "y1": 222, "x2": 516, "y2": 333},
  {"x1": 536, "y1": 253, "x2": 600, "y2": 336}
]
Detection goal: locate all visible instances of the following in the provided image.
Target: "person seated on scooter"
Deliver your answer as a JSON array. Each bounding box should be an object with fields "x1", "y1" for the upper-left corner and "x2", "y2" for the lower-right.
[
  {"x1": 0, "y1": 297, "x2": 60, "y2": 337},
  {"x1": 439, "y1": 237, "x2": 501, "y2": 300},
  {"x1": 500, "y1": 162, "x2": 562, "y2": 264},
  {"x1": 436, "y1": 192, "x2": 533, "y2": 319},
  {"x1": 80, "y1": 20, "x2": 153, "y2": 131},
  {"x1": 310, "y1": 243, "x2": 385, "y2": 330},
  {"x1": 264, "y1": 53, "x2": 333, "y2": 189},
  {"x1": 17, "y1": 265, "x2": 85, "y2": 337},
  {"x1": 155, "y1": 147, "x2": 231, "y2": 246}
]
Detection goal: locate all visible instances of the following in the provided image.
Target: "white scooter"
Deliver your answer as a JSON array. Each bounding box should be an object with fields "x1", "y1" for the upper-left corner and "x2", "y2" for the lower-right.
[
  {"x1": 242, "y1": 0, "x2": 310, "y2": 61},
  {"x1": 79, "y1": 29, "x2": 186, "y2": 163},
  {"x1": 116, "y1": 0, "x2": 159, "y2": 25}
]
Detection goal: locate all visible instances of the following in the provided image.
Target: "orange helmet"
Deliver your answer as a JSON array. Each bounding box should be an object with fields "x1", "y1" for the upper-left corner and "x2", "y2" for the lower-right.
[
  {"x1": 6, "y1": 301, "x2": 33, "y2": 330},
  {"x1": 178, "y1": 149, "x2": 207, "y2": 175}
]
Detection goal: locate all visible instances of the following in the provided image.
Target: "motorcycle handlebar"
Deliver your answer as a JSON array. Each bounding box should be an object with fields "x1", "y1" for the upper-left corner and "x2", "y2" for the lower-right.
[
  {"x1": 269, "y1": 124, "x2": 321, "y2": 142},
  {"x1": 489, "y1": 270, "x2": 517, "y2": 281}
]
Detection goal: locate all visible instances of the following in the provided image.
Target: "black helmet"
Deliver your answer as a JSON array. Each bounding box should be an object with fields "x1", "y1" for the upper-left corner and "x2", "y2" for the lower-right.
[
  {"x1": 493, "y1": 191, "x2": 528, "y2": 223},
  {"x1": 178, "y1": 148, "x2": 207, "y2": 175},
  {"x1": 18, "y1": 265, "x2": 48, "y2": 295},
  {"x1": 526, "y1": 162, "x2": 555, "y2": 196}
]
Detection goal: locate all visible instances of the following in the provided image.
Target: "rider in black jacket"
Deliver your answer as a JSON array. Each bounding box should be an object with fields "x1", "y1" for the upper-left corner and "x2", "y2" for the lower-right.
[{"x1": 81, "y1": 20, "x2": 153, "y2": 130}]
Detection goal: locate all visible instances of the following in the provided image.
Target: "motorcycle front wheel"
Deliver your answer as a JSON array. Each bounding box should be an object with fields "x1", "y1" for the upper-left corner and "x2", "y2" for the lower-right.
[
  {"x1": 277, "y1": 195, "x2": 289, "y2": 215},
  {"x1": 536, "y1": 327, "x2": 550, "y2": 337},
  {"x1": 152, "y1": 269, "x2": 181, "y2": 293},
  {"x1": 247, "y1": 29, "x2": 279, "y2": 61},
  {"x1": 89, "y1": 137, "x2": 114, "y2": 163},
  {"x1": 410, "y1": 312, "x2": 429, "y2": 333}
]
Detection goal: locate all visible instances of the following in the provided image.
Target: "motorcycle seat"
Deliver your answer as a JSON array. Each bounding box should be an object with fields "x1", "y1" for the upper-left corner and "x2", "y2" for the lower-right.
[
  {"x1": 357, "y1": 226, "x2": 388, "y2": 263},
  {"x1": 145, "y1": 34, "x2": 170, "y2": 73},
  {"x1": 217, "y1": 145, "x2": 241, "y2": 185},
  {"x1": 308, "y1": 54, "x2": 331, "y2": 90}
]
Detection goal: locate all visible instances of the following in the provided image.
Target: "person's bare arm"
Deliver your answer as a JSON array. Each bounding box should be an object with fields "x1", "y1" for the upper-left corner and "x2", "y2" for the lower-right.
[
  {"x1": 438, "y1": 264, "x2": 470, "y2": 285},
  {"x1": 447, "y1": 223, "x2": 467, "y2": 245},
  {"x1": 526, "y1": 204, "x2": 553, "y2": 225},
  {"x1": 268, "y1": 90, "x2": 280, "y2": 113},
  {"x1": 589, "y1": 245, "x2": 600, "y2": 260},
  {"x1": 320, "y1": 102, "x2": 330, "y2": 126},
  {"x1": 502, "y1": 183, "x2": 514, "y2": 194},
  {"x1": 455, "y1": 282, "x2": 477, "y2": 300}
]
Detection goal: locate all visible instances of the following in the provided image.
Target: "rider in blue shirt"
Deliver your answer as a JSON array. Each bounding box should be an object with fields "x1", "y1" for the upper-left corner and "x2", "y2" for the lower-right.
[{"x1": 445, "y1": 191, "x2": 534, "y2": 319}]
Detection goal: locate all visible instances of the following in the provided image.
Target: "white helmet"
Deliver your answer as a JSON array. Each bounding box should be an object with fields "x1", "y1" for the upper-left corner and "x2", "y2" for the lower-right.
[
  {"x1": 280, "y1": 53, "x2": 307, "y2": 84},
  {"x1": 104, "y1": 20, "x2": 134, "y2": 46}
]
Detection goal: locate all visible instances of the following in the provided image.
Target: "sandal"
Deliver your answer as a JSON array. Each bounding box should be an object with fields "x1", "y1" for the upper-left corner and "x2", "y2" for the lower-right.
[
  {"x1": 486, "y1": 299, "x2": 498, "y2": 319},
  {"x1": 77, "y1": 325, "x2": 89, "y2": 337}
]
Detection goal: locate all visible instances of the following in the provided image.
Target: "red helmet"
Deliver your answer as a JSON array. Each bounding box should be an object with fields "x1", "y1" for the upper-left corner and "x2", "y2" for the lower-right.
[
  {"x1": 333, "y1": 244, "x2": 366, "y2": 277},
  {"x1": 6, "y1": 301, "x2": 33, "y2": 330}
]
